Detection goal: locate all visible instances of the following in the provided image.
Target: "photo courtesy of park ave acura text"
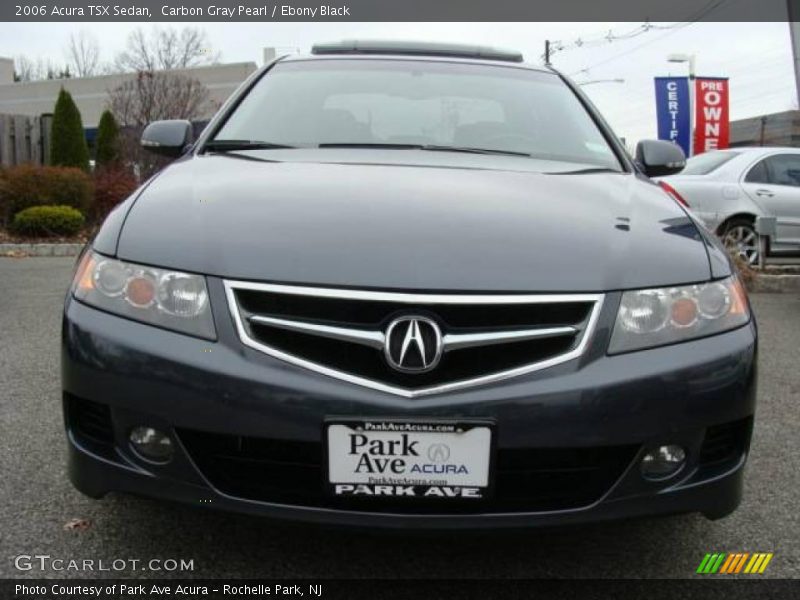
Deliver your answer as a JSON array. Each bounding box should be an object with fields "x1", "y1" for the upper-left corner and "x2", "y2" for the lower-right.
[{"x1": 0, "y1": 0, "x2": 799, "y2": 594}]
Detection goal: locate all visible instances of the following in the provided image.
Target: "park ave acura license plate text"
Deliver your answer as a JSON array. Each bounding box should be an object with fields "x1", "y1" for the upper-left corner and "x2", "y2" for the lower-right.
[{"x1": 326, "y1": 420, "x2": 493, "y2": 499}]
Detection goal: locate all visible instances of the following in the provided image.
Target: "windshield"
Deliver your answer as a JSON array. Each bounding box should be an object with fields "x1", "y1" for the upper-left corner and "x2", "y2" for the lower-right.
[
  {"x1": 680, "y1": 150, "x2": 740, "y2": 175},
  {"x1": 211, "y1": 58, "x2": 622, "y2": 170}
]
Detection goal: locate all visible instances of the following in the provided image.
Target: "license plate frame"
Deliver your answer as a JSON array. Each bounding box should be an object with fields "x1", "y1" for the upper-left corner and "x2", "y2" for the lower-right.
[{"x1": 323, "y1": 418, "x2": 496, "y2": 502}]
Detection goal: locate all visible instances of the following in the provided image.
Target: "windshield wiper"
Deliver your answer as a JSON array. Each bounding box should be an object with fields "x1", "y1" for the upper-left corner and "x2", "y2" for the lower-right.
[
  {"x1": 203, "y1": 140, "x2": 296, "y2": 153},
  {"x1": 318, "y1": 142, "x2": 530, "y2": 158},
  {"x1": 420, "y1": 145, "x2": 531, "y2": 158},
  {"x1": 318, "y1": 143, "x2": 423, "y2": 150}
]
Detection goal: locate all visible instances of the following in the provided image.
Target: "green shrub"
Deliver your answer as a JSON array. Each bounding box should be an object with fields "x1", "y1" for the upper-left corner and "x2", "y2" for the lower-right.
[
  {"x1": 11, "y1": 205, "x2": 85, "y2": 237},
  {"x1": 0, "y1": 164, "x2": 93, "y2": 223},
  {"x1": 95, "y1": 110, "x2": 121, "y2": 168},
  {"x1": 50, "y1": 88, "x2": 90, "y2": 170}
]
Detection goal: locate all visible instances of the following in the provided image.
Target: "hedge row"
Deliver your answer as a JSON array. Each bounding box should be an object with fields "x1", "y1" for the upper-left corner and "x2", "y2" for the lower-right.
[
  {"x1": 0, "y1": 165, "x2": 93, "y2": 224},
  {"x1": 0, "y1": 93, "x2": 135, "y2": 237},
  {"x1": 0, "y1": 164, "x2": 139, "y2": 232}
]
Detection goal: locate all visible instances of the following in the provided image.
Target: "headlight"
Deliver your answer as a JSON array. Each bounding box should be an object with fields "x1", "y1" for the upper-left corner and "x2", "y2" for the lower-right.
[
  {"x1": 608, "y1": 276, "x2": 749, "y2": 354},
  {"x1": 71, "y1": 251, "x2": 216, "y2": 340}
]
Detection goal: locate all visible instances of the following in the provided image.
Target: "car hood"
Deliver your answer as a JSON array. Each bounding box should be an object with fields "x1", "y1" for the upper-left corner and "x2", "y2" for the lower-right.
[{"x1": 114, "y1": 152, "x2": 713, "y2": 292}]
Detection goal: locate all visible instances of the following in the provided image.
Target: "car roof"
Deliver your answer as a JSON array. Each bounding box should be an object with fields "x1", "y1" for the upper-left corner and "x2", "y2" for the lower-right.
[
  {"x1": 682, "y1": 147, "x2": 800, "y2": 167},
  {"x1": 280, "y1": 40, "x2": 551, "y2": 73},
  {"x1": 722, "y1": 146, "x2": 800, "y2": 156},
  {"x1": 311, "y1": 40, "x2": 524, "y2": 62},
  {"x1": 664, "y1": 146, "x2": 800, "y2": 180}
]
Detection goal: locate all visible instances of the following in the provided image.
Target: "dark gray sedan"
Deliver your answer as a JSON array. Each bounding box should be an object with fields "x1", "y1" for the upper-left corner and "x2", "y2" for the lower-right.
[{"x1": 62, "y1": 41, "x2": 757, "y2": 529}]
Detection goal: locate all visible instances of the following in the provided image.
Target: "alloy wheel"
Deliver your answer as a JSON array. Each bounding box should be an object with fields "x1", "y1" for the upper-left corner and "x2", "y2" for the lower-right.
[{"x1": 722, "y1": 225, "x2": 759, "y2": 265}]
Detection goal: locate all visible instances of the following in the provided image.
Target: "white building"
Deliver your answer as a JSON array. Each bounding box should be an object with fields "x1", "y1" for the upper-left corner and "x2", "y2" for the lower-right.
[{"x1": 0, "y1": 58, "x2": 258, "y2": 130}]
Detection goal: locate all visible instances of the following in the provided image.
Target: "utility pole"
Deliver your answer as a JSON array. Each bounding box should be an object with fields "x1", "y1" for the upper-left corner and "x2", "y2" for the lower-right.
[
  {"x1": 544, "y1": 40, "x2": 551, "y2": 66},
  {"x1": 789, "y1": 6, "x2": 800, "y2": 109},
  {"x1": 689, "y1": 57, "x2": 696, "y2": 157}
]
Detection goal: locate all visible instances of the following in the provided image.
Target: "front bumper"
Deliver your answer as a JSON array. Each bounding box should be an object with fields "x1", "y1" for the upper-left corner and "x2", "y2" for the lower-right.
[{"x1": 61, "y1": 282, "x2": 757, "y2": 529}]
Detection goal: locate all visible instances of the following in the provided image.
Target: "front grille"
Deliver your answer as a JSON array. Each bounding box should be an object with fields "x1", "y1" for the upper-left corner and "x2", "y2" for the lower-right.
[
  {"x1": 225, "y1": 281, "x2": 603, "y2": 397},
  {"x1": 178, "y1": 429, "x2": 637, "y2": 514}
]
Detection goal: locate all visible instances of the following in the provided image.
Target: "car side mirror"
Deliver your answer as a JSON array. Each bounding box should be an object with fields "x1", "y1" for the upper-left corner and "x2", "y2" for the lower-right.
[
  {"x1": 635, "y1": 139, "x2": 686, "y2": 178},
  {"x1": 140, "y1": 120, "x2": 193, "y2": 157}
]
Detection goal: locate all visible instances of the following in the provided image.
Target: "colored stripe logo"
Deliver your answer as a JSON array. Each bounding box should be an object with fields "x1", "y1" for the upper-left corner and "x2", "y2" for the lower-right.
[{"x1": 697, "y1": 553, "x2": 773, "y2": 574}]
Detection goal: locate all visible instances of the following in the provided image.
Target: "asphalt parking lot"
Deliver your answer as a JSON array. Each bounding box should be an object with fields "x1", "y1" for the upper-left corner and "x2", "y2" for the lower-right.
[{"x1": 1, "y1": 256, "x2": 798, "y2": 580}]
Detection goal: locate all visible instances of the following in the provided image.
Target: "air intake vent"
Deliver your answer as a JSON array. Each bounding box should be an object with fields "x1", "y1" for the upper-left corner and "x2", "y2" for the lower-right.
[
  {"x1": 699, "y1": 417, "x2": 753, "y2": 469},
  {"x1": 66, "y1": 393, "x2": 114, "y2": 446}
]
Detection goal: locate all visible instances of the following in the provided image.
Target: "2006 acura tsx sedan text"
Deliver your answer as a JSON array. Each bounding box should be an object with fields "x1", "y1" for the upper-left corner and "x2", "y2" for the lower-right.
[{"x1": 62, "y1": 41, "x2": 757, "y2": 529}]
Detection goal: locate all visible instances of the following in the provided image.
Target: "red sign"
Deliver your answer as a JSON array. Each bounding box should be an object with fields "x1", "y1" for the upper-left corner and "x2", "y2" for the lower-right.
[{"x1": 694, "y1": 77, "x2": 730, "y2": 154}]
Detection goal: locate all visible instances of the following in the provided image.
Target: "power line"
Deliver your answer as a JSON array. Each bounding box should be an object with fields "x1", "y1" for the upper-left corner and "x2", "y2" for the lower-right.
[
  {"x1": 564, "y1": 0, "x2": 730, "y2": 76},
  {"x1": 542, "y1": 22, "x2": 667, "y2": 63}
]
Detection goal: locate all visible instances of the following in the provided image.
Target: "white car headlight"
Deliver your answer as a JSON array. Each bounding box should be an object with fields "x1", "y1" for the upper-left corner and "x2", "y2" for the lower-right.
[
  {"x1": 609, "y1": 275, "x2": 750, "y2": 354},
  {"x1": 72, "y1": 251, "x2": 216, "y2": 339}
]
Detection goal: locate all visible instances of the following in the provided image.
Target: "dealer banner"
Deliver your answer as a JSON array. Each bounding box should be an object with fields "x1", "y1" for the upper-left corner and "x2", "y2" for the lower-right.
[
  {"x1": 654, "y1": 76, "x2": 691, "y2": 157},
  {"x1": 694, "y1": 77, "x2": 730, "y2": 154}
]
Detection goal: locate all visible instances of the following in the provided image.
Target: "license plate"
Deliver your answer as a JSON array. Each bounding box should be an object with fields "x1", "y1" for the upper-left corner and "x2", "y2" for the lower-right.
[{"x1": 325, "y1": 419, "x2": 494, "y2": 500}]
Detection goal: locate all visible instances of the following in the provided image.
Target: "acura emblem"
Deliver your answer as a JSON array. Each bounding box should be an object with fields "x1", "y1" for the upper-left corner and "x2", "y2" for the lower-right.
[
  {"x1": 427, "y1": 443, "x2": 451, "y2": 462},
  {"x1": 384, "y1": 316, "x2": 443, "y2": 373}
]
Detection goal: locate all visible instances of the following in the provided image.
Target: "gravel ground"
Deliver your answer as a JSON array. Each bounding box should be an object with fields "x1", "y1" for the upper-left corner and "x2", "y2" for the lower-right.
[{"x1": 0, "y1": 257, "x2": 798, "y2": 580}]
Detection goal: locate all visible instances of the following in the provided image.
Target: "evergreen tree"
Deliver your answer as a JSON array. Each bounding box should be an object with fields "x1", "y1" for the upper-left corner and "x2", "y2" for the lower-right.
[
  {"x1": 50, "y1": 88, "x2": 89, "y2": 170},
  {"x1": 95, "y1": 110, "x2": 120, "y2": 168}
]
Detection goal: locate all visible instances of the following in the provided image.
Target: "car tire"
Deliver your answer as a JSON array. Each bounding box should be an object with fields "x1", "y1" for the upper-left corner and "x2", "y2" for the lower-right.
[{"x1": 721, "y1": 218, "x2": 759, "y2": 265}]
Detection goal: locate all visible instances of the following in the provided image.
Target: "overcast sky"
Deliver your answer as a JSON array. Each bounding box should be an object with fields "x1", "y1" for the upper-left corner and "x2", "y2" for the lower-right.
[{"x1": 0, "y1": 20, "x2": 795, "y2": 144}]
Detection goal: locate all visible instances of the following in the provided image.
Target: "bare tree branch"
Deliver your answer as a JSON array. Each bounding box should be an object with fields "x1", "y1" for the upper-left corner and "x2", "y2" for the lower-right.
[
  {"x1": 14, "y1": 55, "x2": 71, "y2": 81},
  {"x1": 13, "y1": 55, "x2": 37, "y2": 81},
  {"x1": 109, "y1": 71, "x2": 210, "y2": 126},
  {"x1": 107, "y1": 70, "x2": 210, "y2": 178},
  {"x1": 114, "y1": 27, "x2": 218, "y2": 73},
  {"x1": 67, "y1": 31, "x2": 101, "y2": 77}
]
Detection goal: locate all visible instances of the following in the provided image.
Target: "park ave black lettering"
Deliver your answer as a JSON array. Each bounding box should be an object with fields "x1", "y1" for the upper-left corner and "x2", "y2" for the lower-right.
[
  {"x1": 334, "y1": 484, "x2": 482, "y2": 498},
  {"x1": 354, "y1": 453, "x2": 405, "y2": 474},
  {"x1": 349, "y1": 433, "x2": 420, "y2": 474},
  {"x1": 348, "y1": 433, "x2": 419, "y2": 456}
]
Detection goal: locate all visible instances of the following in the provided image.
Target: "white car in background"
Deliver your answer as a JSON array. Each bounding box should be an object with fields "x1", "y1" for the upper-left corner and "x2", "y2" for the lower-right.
[{"x1": 659, "y1": 147, "x2": 800, "y2": 264}]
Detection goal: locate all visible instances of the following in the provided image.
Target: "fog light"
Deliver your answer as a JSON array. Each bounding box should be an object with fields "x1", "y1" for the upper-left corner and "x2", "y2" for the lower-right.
[
  {"x1": 641, "y1": 445, "x2": 686, "y2": 479},
  {"x1": 129, "y1": 426, "x2": 173, "y2": 462}
]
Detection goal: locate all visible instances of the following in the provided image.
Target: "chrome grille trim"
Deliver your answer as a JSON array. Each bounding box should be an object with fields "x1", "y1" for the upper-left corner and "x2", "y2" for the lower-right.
[
  {"x1": 248, "y1": 314, "x2": 578, "y2": 352},
  {"x1": 224, "y1": 280, "x2": 604, "y2": 398},
  {"x1": 442, "y1": 326, "x2": 578, "y2": 350},
  {"x1": 249, "y1": 315, "x2": 386, "y2": 349}
]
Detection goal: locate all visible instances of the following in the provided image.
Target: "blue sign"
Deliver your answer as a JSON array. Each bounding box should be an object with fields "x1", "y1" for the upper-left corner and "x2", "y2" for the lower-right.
[{"x1": 654, "y1": 77, "x2": 690, "y2": 157}]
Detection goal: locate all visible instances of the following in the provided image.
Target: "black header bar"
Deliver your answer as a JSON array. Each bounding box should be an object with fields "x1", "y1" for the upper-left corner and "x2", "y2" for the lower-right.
[{"x1": 2, "y1": 0, "x2": 797, "y2": 22}]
